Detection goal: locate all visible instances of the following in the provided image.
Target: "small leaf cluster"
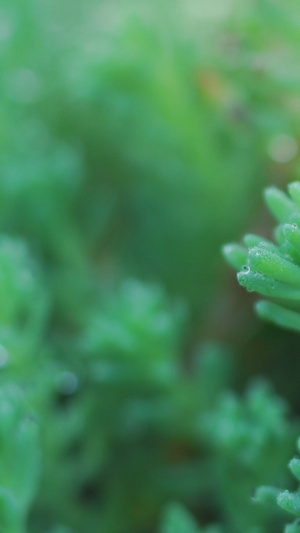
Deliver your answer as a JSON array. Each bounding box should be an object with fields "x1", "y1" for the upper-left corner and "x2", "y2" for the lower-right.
[
  {"x1": 202, "y1": 381, "x2": 296, "y2": 532},
  {"x1": 224, "y1": 182, "x2": 300, "y2": 332},
  {"x1": 255, "y1": 437, "x2": 300, "y2": 533}
]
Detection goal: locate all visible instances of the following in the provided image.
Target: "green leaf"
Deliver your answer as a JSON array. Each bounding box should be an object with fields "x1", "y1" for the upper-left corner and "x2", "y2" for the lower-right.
[
  {"x1": 278, "y1": 491, "x2": 300, "y2": 517},
  {"x1": 248, "y1": 247, "x2": 300, "y2": 287},
  {"x1": 289, "y1": 459, "x2": 300, "y2": 482},
  {"x1": 254, "y1": 486, "x2": 281, "y2": 506},
  {"x1": 264, "y1": 187, "x2": 298, "y2": 223},
  {"x1": 288, "y1": 182, "x2": 300, "y2": 208},
  {"x1": 222, "y1": 244, "x2": 248, "y2": 270},
  {"x1": 238, "y1": 270, "x2": 300, "y2": 300},
  {"x1": 255, "y1": 301, "x2": 300, "y2": 332}
]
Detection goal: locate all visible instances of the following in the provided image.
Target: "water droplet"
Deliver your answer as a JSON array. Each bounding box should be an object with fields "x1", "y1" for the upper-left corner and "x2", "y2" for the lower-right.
[{"x1": 242, "y1": 265, "x2": 250, "y2": 273}]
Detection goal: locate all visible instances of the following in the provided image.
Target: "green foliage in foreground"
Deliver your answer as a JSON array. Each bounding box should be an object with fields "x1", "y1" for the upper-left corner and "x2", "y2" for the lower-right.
[
  {"x1": 255, "y1": 437, "x2": 300, "y2": 533},
  {"x1": 224, "y1": 182, "x2": 300, "y2": 333},
  {"x1": 224, "y1": 180, "x2": 300, "y2": 532}
]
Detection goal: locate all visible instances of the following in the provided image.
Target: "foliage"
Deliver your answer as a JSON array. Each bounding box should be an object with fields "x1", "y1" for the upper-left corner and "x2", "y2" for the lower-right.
[
  {"x1": 1, "y1": 0, "x2": 300, "y2": 532},
  {"x1": 224, "y1": 179, "x2": 300, "y2": 532},
  {"x1": 255, "y1": 438, "x2": 300, "y2": 533},
  {"x1": 203, "y1": 381, "x2": 297, "y2": 532},
  {"x1": 224, "y1": 182, "x2": 300, "y2": 332}
]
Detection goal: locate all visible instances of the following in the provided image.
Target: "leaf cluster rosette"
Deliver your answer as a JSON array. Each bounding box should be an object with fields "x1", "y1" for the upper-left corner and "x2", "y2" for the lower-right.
[{"x1": 224, "y1": 182, "x2": 300, "y2": 332}]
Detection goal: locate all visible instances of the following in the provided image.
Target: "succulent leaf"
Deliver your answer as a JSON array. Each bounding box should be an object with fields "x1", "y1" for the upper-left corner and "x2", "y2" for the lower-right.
[{"x1": 225, "y1": 182, "x2": 300, "y2": 331}]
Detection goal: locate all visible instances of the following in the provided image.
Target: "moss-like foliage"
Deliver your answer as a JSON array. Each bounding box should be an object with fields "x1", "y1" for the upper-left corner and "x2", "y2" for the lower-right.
[
  {"x1": 224, "y1": 182, "x2": 300, "y2": 332},
  {"x1": 202, "y1": 381, "x2": 297, "y2": 532}
]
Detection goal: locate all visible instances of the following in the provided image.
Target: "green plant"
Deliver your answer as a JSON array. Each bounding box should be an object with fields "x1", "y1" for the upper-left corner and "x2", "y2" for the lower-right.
[
  {"x1": 202, "y1": 381, "x2": 297, "y2": 532},
  {"x1": 223, "y1": 182, "x2": 300, "y2": 332},
  {"x1": 224, "y1": 180, "x2": 300, "y2": 532},
  {"x1": 3, "y1": 1, "x2": 300, "y2": 532}
]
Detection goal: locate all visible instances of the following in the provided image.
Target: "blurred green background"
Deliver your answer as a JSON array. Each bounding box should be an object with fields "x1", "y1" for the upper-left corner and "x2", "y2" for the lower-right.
[{"x1": 1, "y1": 0, "x2": 300, "y2": 532}]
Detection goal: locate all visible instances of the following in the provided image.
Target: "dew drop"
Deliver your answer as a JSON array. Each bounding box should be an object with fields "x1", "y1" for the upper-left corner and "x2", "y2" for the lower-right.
[{"x1": 242, "y1": 265, "x2": 250, "y2": 273}]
